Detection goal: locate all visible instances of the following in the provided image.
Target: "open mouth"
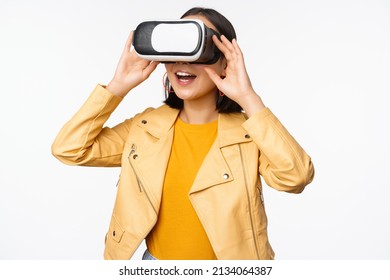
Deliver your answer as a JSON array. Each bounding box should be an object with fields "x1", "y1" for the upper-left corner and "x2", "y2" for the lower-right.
[{"x1": 175, "y1": 71, "x2": 197, "y2": 82}]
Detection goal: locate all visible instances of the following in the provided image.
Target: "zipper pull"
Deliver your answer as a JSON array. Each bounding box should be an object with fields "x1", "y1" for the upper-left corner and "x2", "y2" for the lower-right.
[
  {"x1": 128, "y1": 144, "x2": 137, "y2": 159},
  {"x1": 127, "y1": 143, "x2": 143, "y2": 193},
  {"x1": 130, "y1": 144, "x2": 136, "y2": 154}
]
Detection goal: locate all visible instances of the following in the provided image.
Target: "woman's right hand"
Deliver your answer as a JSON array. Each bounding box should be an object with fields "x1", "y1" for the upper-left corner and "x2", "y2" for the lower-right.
[{"x1": 106, "y1": 31, "x2": 159, "y2": 97}]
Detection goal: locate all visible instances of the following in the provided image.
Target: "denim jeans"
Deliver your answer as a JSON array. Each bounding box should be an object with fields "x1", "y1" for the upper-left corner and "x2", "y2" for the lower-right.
[{"x1": 142, "y1": 249, "x2": 157, "y2": 260}]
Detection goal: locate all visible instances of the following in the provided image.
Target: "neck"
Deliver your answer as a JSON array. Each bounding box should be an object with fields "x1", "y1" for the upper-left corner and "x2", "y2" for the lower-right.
[{"x1": 180, "y1": 99, "x2": 218, "y2": 124}]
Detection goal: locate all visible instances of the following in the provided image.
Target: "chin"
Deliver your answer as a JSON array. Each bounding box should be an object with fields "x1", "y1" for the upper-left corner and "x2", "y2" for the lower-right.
[{"x1": 173, "y1": 88, "x2": 197, "y2": 100}]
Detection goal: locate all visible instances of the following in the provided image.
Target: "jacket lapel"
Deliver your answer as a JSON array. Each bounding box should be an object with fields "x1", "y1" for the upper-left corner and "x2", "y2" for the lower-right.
[
  {"x1": 130, "y1": 105, "x2": 179, "y2": 210},
  {"x1": 131, "y1": 106, "x2": 254, "y2": 200},
  {"x1": 190, "y1": 112, "x2": 253, "y2": 194}
]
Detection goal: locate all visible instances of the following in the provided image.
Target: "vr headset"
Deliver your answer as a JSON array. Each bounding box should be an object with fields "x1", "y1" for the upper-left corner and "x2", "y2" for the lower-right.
[{"x1": 133, "y1": 19, "x2": 221, "y2": 64}]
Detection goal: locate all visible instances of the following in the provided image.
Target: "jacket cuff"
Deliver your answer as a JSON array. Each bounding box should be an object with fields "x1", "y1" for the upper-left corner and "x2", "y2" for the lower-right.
[
  {"x1": 89, "y1": 84, "x2": 123, "y2": 109},
  {"x1": 242, "y1": 107, "x2": 273, "y2": 133}
]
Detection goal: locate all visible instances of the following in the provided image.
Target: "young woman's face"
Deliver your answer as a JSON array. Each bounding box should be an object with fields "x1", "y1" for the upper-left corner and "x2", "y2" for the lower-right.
[{"x1": 164, "y1": 15, "x2": 226, "y2": 103}]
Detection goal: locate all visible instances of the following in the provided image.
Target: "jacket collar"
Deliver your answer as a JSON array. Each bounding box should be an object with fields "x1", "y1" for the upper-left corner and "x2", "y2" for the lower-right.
[
  {"x1": 136, "y1": 104, "x2": 253, "y2": 146},
  {"x1": 135, "y1": 105, "x2": 180, "y2": 139},
  {"x1": 217, "y1": 112, "x2": 253, "y2": 147}
]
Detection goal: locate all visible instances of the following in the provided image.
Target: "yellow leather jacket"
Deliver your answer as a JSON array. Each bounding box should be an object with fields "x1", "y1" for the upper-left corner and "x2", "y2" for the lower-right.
[{"x1": 52, "y1": 85, "x2": 314, "y2": 260}]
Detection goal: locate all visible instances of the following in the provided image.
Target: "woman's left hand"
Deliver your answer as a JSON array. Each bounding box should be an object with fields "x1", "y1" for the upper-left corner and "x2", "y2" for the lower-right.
[{"x1": 204, "y1": 35, "x2": 265, "y2": 116}]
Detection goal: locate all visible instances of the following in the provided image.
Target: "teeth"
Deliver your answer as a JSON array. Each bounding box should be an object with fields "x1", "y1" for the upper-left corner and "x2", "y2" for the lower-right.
[{"x1": 176, "y1": 71, "x2": 195, "y2": 77}]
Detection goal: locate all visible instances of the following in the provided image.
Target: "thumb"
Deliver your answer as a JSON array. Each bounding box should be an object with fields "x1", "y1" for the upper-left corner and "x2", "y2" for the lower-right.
[
  {"x1": 204, "y1": 67, "x2": 223, "y2": 88},
  {"x1": 142, "y1": 61, "x2": 160, "y2": 79}
]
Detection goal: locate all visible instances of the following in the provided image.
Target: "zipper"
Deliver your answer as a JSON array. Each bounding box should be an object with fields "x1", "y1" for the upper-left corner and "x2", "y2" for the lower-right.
[
  {"x1": 119, "y1": 143, "x2": 159, "y2": 259},
  {"x1": 239, "y1": 144, "x2": 260, "y2": 259},
  {"x1": 128, "y1": 144, "x2": 142, "y2": 192},
  {"x1": 127, "y1": 143, "x2": 157, "y2": 215}
]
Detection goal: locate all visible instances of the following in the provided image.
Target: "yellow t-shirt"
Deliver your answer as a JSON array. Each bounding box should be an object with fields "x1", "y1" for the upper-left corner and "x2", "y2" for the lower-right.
[{"x1": 146, "y1": 117, "x2": 218, "y2": 260}]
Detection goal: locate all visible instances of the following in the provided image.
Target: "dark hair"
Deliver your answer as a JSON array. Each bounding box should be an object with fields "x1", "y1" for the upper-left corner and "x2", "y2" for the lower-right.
[{"x1": 164, "y1": 7, "x2": 243, "y2": 113}]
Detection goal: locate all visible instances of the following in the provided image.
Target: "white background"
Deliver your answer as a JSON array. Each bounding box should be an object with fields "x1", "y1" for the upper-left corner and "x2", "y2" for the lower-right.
[{"x1": 0, "y1": 0, "x2": 389, "y2": 260}]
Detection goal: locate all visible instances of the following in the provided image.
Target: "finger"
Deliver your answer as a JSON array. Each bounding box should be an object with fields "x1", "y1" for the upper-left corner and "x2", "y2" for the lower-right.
[
  {"x1": 143, "y1": 61, "x2": 160, "y2": 79},
  {"x1": 122, "y1": 30, "x2": 134, "y2": 55},
  {"x1": 219, "y1": 35, "x2": 239, "y2": 63},
  {"x1": 232, "y1": 38, "x2": 244, "y2": 58},
  {"x1": 212, "y1": 35, "x2": 232, "y2": 61},
  {"x1": 220, "y1": 35, "x2": 236, "y2": 55},
  {"x1": 204, "y1": 67, "x2": 223, "y2": 87},
  {"x1": 220, "y1": 37, "x2": 244, "y2": 68}
]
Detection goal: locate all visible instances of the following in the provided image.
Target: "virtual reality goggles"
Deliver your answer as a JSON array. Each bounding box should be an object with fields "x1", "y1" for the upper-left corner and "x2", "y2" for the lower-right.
[{"x1": 133, "y1": 19, "x2": 221, "y2": 64}]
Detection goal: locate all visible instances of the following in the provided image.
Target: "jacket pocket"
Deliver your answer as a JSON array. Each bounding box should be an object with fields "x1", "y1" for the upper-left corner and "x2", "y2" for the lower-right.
[{"x1": 108, "y1": 215, "x2": 125, "y2": 243}]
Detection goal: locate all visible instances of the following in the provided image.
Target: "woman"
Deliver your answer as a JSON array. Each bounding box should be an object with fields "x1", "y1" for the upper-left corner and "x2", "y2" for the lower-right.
[{"x1": 52, "y1": 7, "x2": 314, "y2": 260}]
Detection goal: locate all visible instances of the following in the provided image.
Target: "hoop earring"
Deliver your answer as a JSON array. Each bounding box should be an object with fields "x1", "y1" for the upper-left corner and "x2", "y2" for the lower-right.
[
  {"x1": 162, "y1": 72, "x2": 175, "y2": 93},
  {"x1": 219, "y1": 75, "x2": 226, "y2": 96}
]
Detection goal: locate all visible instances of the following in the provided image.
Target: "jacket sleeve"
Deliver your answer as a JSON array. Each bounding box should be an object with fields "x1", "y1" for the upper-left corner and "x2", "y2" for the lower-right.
[
  {"x1": 242, "y1": 108, "x2": 314, "y2": 193},
  {"x1": 51, "y1": 85, "x2": 132, "y2": 167}
]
